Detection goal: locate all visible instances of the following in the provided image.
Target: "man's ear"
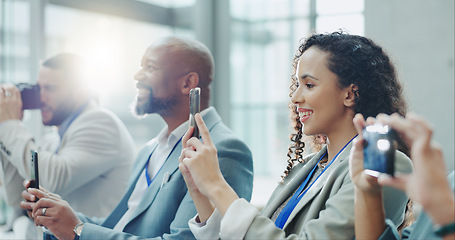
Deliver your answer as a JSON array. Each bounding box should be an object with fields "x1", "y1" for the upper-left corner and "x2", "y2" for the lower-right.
[
  {"x1": 181, "y1": 72, "x2": 199, "y2": 94},
  {"x1": 344, "y1": 84, "x2": 358, "y2": 107}
]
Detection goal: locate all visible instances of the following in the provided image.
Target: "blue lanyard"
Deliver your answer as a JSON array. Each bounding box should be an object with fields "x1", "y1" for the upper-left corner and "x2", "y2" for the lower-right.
[
  {"x1": 145, "y1": 158, "x2": 163, "y2": 187},
  {"x1": 274, "y1": 135, "x2": 357, "y2": 229},
  {"x1": 144, "y1": 137, "x2": 182, "y2": 187}
]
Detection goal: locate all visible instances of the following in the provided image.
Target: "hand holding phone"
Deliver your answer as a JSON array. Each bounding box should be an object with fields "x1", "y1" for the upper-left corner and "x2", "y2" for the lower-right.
[
  {"x1": 362, "y1": 123, "x2": 396, "y2": 177},
  {"x1": 28, "y1": 150, "x2": 53, "y2": 234},
  {"x1": 189, "y1": 87, "x2": 201, "y2": 138}
]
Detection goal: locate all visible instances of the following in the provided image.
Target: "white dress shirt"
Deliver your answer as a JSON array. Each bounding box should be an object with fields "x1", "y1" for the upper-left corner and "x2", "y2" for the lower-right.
[{"x1": 114, "y1": 107, "x2": 213, "y2": 231}]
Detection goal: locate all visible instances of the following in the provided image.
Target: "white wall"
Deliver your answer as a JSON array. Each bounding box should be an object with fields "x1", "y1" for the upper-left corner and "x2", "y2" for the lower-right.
[{"x1": 365, "y1": 0, "x2": 455, "y2": 172}]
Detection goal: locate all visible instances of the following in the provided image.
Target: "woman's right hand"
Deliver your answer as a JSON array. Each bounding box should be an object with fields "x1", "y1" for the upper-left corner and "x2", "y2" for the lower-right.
[
  {"x1": 179, "y1": 113, "x2": 225, "y2": 198},
  {"x1": 179, "y1": 144, "x2": 215, "y2": 222},
  {"x1": 179, "y1": 113, "x2": 240, "y2": 217}
]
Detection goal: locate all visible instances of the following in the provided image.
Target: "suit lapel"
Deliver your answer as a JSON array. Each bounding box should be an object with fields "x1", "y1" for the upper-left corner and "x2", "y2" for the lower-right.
[
  {"x1": 262, "y1": 149, "x2": 327, "y2": 218},
  {"x1": 127, "y1": 138, "x2": 182, "y2": 222},
  {"x1": 125, "y1": 108, "x2": 222, "y2": 225},
  {"x1": 129, "y1": 140, "x2": 159, "y2": 187},
  {"x1": 103, "y1": 141, "x2": 159, "y2": 228},
  {"x1": 282, "y1": 143, "x2": 353, "y2": 229}
]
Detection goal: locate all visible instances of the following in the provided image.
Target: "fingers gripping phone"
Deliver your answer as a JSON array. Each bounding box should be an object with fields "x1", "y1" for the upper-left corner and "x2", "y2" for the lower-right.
[
  {"x1": 189, "y1": 87, "x2": 201, "y2": 138},
  {"x1": 28, "y1": 150, "x2": 51, "y2": 234},
  {"x1": 362, "y1": 124, "x2": 396, "y2": 177},
  {"x1": 30, "y1": 150, "x2": 39, "y2": 189}
]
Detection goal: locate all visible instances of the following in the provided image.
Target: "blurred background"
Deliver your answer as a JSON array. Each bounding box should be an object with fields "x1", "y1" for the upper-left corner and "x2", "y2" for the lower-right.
[{"x1": 0, "y1": 0, "x2": 453, "y2": 221}]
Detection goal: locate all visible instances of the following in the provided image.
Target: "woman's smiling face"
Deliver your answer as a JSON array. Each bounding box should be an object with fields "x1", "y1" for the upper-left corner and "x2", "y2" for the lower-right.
[{"x1": 291, "y1": 46, "x2": 351, "y2": 137}]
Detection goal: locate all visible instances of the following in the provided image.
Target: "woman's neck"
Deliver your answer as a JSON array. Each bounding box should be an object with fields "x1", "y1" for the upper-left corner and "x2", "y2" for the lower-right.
[{"x1": 325, "y1": 125, "x2": 357, "y2": 161}]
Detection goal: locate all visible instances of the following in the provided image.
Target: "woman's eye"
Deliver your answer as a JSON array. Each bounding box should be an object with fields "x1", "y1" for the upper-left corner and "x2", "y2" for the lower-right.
[{"x1": 305, "y1": 83, "x2": 314, "y2": 89}]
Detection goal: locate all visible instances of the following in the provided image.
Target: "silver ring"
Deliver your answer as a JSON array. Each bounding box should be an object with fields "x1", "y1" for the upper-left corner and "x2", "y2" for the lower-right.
[
  {"x1": 42, "y1": 207, "x2": 47, "y2": 216},
  {"x1": 4, "y1": 91, "x2": 11, "y2": 97}
]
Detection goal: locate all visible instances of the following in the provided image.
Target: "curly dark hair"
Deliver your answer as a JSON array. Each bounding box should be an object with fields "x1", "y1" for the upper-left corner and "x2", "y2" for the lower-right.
[{"x1": 283, "y1": 31, "x2": 408, "y2": 181}]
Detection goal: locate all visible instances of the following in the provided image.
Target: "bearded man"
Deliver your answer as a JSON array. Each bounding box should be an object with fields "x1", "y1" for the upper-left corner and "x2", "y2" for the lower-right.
[
  {"x1": 20, "y1": 37, "x2": 254, "y2": 240},
  {"x1": 0, "y1": 53, "x2": 135, "y2": 218}
]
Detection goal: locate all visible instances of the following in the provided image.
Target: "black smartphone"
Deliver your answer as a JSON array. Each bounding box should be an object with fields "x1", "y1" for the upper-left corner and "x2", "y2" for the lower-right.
[
  {"x1": 362, "y1": 124, "x2": 396, "y2": 177},
  {"x1": 189, "y1": 87, "x2": 201, "y2": 138},
  {"x1": 29, "y1": 150, "x2": 39, "y2": 189},
  {"x1": 16, "y1": 83, "x2": 41, "y2": 110}
]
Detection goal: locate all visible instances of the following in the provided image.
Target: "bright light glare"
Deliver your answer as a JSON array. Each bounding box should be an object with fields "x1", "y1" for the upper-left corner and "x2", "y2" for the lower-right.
[
  {"x1": 83, "y1": 44, "x2": 122, "y2": 102},
  {"x1": 62, "y1": 18, "x2": 125, "y2": 104},
  {"x1": 365, "y1": 124, "x2": 389, "y2": 134},
  {"x1": 377, "y1": 139, "x2": 391, "y2": 151}
]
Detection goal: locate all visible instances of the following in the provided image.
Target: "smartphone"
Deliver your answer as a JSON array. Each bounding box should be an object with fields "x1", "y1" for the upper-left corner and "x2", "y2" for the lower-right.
[
  {"x1": 189, "y1": 87, "x2": 201, "y2": 138},
  {"x1": 362, "y1": 123, "x2": 396, "y2": 177},
  {"x1": 29, "y1": 150, "x2": 39, "y2": 189}
]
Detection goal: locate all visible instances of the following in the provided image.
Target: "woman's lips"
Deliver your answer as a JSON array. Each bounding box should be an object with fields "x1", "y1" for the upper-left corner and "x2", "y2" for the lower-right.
[{"x1": 298, "y1": 108, "x2": 313, "y2": 123}]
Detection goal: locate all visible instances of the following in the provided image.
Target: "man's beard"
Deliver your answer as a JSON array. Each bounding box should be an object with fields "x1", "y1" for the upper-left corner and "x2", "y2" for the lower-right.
[
  {"x1": 132, "y1": 89, "x2": 178, "y2": 118},
  {"x1": 42, "y1": 102, "x2": 76, "y2": 126}
]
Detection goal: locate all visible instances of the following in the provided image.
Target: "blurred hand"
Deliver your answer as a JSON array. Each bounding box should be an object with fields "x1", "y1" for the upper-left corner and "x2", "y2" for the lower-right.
[
  {"x1": 351, "y1": 112, "x2": 454, "y2": 225},
  {"x1": 0, "y1": 84, "x2": 23, "y2": 123},
  {"x1": 375, "y1": 113, "x2": 453, "y2": 225},
  {"x1": 349, "y1": 114, "x2": 382, "y2": 195}
]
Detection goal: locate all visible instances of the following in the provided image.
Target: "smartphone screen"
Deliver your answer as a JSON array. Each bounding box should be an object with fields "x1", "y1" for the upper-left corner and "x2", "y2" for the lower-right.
[
  {"x1": 362, "y1": 124, "x2": 396, "y2": 177},
  {"x1": 29, "y1": 150, "x2": 39, "y2": 189},
  {"x1": 189, "y1": 87, "x2": 201, "y2": 138}
]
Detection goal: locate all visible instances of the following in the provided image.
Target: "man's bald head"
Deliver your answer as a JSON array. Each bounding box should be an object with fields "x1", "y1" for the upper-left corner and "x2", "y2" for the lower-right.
[{"x1": 151, "y1": 37, "x2": 214, "y2": 101}]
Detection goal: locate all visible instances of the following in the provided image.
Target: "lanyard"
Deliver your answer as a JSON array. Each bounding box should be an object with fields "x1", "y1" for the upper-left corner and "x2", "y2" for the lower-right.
[
  {"x1": 144, "y1": 137, "x2": 182, "y2": 187},
  {"x1": 274, "y1": 135, "x2": 357, "y2": 229},
  {"x1": 145, "y1": 158, "x2": 163, "y2": 187}
]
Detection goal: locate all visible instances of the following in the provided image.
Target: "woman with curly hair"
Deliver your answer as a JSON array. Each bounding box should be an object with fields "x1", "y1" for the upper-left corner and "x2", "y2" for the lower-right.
[{"x1": 178, "y1": 31, "x2": 413, "y2": 239}]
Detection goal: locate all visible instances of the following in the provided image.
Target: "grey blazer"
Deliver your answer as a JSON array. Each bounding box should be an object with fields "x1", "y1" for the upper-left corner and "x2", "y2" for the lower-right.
[
  {"x1": 200, "y1": 142, "x2": 412, "y2": 239},
  {"x1": 0, "y1": 100, "x2": 135, "y2": 217},
  {"x1": 73, "y1": 108, "x2": 254, "y2": 240}
]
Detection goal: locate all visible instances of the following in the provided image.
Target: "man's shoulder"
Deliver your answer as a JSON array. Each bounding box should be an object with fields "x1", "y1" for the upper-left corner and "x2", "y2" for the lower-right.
[
  {"x1": 202, "y1": 108, "x2": 244, "y2": 143},
  {"x1": 209, "y1": 121, "x2": 242, "y2": 143},
  {"x1": 77, "y1": 104, "x2": 123, "y2": 126}
]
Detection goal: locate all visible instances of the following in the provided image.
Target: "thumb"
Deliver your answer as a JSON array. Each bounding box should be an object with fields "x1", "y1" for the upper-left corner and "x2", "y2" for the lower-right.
[{"x1": 378, "y1": 174, "x2": 408, "y2": 192}]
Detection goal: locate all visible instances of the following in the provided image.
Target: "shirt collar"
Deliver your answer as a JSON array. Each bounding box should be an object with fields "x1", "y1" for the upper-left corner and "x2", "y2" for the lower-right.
[
  {"x1": 57, "y1": 101, "x2": 90, "y2": 139},
  {"x1": 156, "y1": 106, "x2": 214, "y2": 147}
]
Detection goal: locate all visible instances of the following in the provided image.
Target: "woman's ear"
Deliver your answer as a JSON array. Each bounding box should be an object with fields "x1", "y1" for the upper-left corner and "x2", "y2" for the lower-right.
[
  {"x1": 344, "y1": 84, "x2": 358, "y2": 107},
  {"x1": 181, "y1": 72, "x2": 199, "y2": 94}
]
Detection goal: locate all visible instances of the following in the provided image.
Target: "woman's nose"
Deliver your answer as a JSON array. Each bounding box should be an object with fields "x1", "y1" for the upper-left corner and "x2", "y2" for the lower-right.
[{"x1": 291, "y1": 85, "x2": 304, "y2": 105}]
